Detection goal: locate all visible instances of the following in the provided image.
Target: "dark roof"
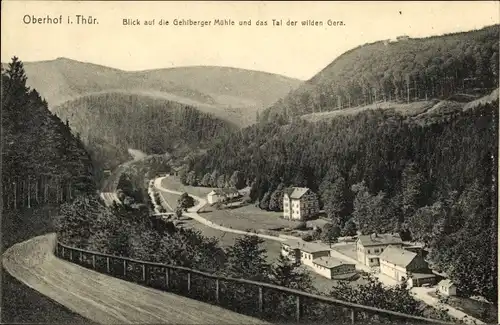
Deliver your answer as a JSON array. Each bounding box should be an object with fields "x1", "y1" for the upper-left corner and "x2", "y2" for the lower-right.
[
  {"x1": 379, "y1": 245, "x2": 417, "y2": 268},
  {"x1": 283, "y1": 187, "x2": 312, "y2": 199},
  {"x1": 313, "y1": 256, "x2": 354, "y2": 269},
  {"x1": 357, "y1": 233, "x2": 403, "y2": 247},
  {"x1": 411, "y1": 273, "x2": 436, "y2": 280}
]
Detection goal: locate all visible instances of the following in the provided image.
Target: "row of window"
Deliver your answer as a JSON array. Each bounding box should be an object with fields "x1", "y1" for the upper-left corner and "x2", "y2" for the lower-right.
[{"x1": 357, "y1": 246, "x2": 381, "y2": 254}]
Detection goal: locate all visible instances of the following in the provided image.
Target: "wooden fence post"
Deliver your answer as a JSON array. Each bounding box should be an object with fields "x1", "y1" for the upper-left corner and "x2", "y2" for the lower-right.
[
  {"x1": 106, "y1": 257, "x2": 110, "y2": 273},
  {"x1": 215, "y1": 279, "x2": 220, "y2": 304},
  {"x1": 62, "y1": 246, "x2": 65, "y2": 258},
  {"x1": 258, "y1": 286, "x2": 263, "y2": 314},
  {"x1": 69, "y1": 250, "x2": 73, "y2": 261},
  {"x1": 165, "y1": 267, "x2": 170, "y2": 289},
  {"x1": 187, "y1": 271, "x2": 191, "y2": 293},
  {"x1": 92, "y1": 255, "x2": 96, "y2": 269},
  {"x1": 123, "y1": 260, "x2": 127, "y2": 277},
  {"x1": 142, "y1": 264, "x2": 146, "y2": 283},
  {"x1": 79, "y1": 251, "x2": 83, "y2": 263},
  {"x1": 350, "y1": 308, "x2": 356, "y2": 324},
  {"x1": 295, "y1": 295, "x2": 301, "y2": 323}
]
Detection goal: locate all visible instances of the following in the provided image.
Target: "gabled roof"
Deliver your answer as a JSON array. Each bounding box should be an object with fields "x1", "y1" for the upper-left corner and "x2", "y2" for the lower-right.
[
  {"x1": 313, "y1": 256, "x2": 354, "y2": 269},
  {"x1": 438, "y1": 279, "x2": 455, "y2": 288},
  {"x1": 283, "y1": 187, "x2": 312, "y2": 199},
  {"x1": 282, "y1": 239, "x2": 330, "y2": 254},
  {"x1": 357, "y1": 233, "x2": 403, "y2": 247},
  {"x1": 209, "y1": 188, "x2": 239, "y2": 196},
  {"x1": 379, "y1": 245, "x2": 417, "y2": 268}
]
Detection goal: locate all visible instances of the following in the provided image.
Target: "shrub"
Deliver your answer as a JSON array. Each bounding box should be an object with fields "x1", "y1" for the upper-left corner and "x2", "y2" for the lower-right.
[
  {"x1": 302, "y1": 234, "x2": 313, "y2": 242},
  {"x1": 295, "y1": 221, "x2": 307, "y2": 230}
]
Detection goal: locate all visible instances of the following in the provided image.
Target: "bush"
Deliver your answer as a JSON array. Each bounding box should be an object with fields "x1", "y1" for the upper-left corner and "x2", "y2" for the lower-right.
[
  {"x1": 302, "y1": 234, "x2": 313, "y2": 242},
  {"x1": 295, "y1": 221, "x2": 307, "y2": 230}
]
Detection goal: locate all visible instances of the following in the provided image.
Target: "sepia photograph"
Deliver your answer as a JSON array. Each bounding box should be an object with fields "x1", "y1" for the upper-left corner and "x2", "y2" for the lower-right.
[{"x1": 1, "y1": 1, "x2": 499, "y2": 325}]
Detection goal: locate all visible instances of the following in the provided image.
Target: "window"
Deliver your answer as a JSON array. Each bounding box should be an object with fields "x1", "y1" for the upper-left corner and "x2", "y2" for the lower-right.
[
  {"x1": 367, "y1": 249, "x2": 371, "y2": 254},
  {"x1": 374, "y1": 248, "x2": 379, "y2": 253},
  {"x1": 369, "y1": 258, "x2": 374, "y2": 263}
]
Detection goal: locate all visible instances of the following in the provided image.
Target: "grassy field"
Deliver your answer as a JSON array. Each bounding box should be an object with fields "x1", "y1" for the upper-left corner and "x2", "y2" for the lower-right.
[
  {"x1": 157, "y1": 180, "x2": 284, "y2": 261},
  {"x1": 161, "y1": 176, "x2": 214, "y2": 198},
  {"x1": 1, "y1": 206, "x2": 97, "y2": 325},
  {"x1": 199, "y1": 204, "x2": 301, "y2": 231}
]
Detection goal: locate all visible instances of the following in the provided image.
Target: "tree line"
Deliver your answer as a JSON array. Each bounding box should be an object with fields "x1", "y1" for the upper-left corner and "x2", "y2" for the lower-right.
[
  {"x1": 261, "y1": 24, "x2": 499, "y2": 123},
  {"x1": 182, "y1": 100, "x2": 498, "y2": 303},
  {"x1": 2, "y1": 57, "x2": 96, "y2": 211}
]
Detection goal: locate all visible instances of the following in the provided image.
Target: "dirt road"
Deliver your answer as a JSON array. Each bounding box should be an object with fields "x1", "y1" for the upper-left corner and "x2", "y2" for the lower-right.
[
  {"x1": 154, "y1": 176, "x2": 286, "y2": 242},
  {"x1": 2, "y1": 233, "x2": 269, "y2": 324}
]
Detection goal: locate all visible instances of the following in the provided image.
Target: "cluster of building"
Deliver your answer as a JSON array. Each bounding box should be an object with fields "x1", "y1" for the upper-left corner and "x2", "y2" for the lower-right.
[
  {"x1": 281, "y1": 239, "x2": 356, "y2": 280},
  {"x1": 356, "y1": 232, "x2": 438, "y2": 287},
  {"x1": 205, "y1": 184, "x2": 458, "y2": 295}
]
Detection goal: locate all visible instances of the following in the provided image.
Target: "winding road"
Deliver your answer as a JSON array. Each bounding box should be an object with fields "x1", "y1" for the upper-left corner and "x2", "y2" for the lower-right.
[
  {"x1": 153, "y1": 176, "x2": 286, "y2": 243},
  {"x1": 2, "y1": 233, "x2": 269, "y2": 324},
  {"x1": 154, "y1": 176, "x2": 484, "y2": 325}
]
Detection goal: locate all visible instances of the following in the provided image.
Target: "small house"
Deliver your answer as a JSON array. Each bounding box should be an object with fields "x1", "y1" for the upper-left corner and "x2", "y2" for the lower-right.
[
  {"x1": 437, "y1": 279, "x2": 457, "y2": 296},
  {"x1": 283, "y1": 187, "x2": 319, "y2": 221},
  {"x1": 280, "y1": 239, "x2": 330, "y2": 268},
  {"x1": 207, "y1": 188, "x2": 240, "y2": 204},
  {"x1": 172, "y1": 166, "x2": 185, "y2": 177},
  {"x1": 312, "y1": 256, "x2": 356, "y2": 280}
]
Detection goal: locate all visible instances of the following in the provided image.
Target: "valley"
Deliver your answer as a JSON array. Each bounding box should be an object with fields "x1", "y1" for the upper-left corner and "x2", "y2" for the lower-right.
[{"x1": 2, "y1": 20, "x2": 498, "y2": 325}]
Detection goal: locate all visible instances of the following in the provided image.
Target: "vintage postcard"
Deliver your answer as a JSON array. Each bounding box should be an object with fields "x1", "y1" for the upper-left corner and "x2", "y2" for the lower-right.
[{"x1": 1, "y1": 1, "x2": 499, "y2": 325}]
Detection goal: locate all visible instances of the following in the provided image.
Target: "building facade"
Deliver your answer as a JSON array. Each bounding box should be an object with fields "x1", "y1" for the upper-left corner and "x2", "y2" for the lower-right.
[
  {"x1": 283, "y1": 187, "x2": 319, "y2": 220},
  {"x1": 312, "y1": 256, "x2": 356, "y2": 279},
  {"x1": 438, "y1": 279, "x2": 457, "y2": 296},
  {"x1": 207, "y1": 188, "x2": 240, "y2": 204},
  {"x1": 356, "y1": 233, "x2": 403, "y2": 267},
  {"x1": 281, "y1": 240, "x2": 330, "y2": 267},
  {"x1": 379, "y1": 245, "x2": 435, "y2": 287}
]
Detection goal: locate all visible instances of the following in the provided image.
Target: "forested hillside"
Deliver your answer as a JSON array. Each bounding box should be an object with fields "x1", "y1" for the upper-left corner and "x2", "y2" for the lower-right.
[
  {"x1": 51, "y1": 93, "x2": 235, "y2": 171},
  {"x1": 261, "y1": 24, "x2": 499, "y2": 122},
  {"x1": 9, "y1": 58, "x2": 302, "y2": 128},
  {"x1": 2, "y1": 57, "x2": 96, "y2": 210},
  {"x1": 182, "y1": 99, "x2": 498, "y2": 303}
]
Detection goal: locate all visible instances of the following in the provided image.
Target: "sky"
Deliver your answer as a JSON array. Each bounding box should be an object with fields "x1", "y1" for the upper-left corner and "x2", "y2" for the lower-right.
[{"x1": 1, "y1": 1, "x2": 499, "y2": 80}]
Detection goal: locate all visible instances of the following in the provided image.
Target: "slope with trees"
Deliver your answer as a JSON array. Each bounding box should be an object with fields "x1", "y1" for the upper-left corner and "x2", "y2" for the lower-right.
[
  {"x1": 56, "y1": 192, "x2": 454, "y2": 323},
  {"x1": 261, "y1": 24, "x2": 499, "y2": 123},
  {"x1": 8, "y1": 58, "x2": 302, "y2": 128},
  {"x1": 182, "y1": 98, "x2": 498, "y2": 304},
  {"x1": 2, "y1": 57, "x2": 96, "y2": 211},
  {"x1": 51, "y1": 92, "x2": 235, "y2": 172},
  {"x1": 1, "y1": 56, "x2": 97, "y2": 325}
]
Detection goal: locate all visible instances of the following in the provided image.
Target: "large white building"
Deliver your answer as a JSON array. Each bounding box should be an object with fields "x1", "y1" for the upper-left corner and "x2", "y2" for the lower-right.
[{"x1": 283, "y1": 187, "x2": 319, "y2": 220}]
